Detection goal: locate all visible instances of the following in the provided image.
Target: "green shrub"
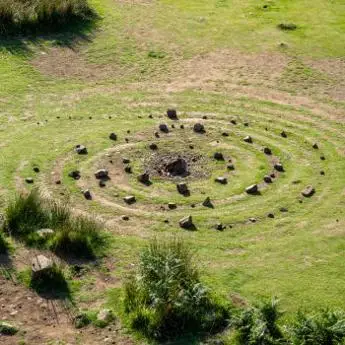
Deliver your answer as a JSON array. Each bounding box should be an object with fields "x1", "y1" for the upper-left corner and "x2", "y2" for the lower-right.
[
  {"x1": 290, "y1": 309, "x2": 345, "y2": 345},
  {"x1": 233, "y1": 297, "x2": 285, "y2": 345},
  {"x1": 0, "y1": 0, "x2": 96, "y2": 35},
  {"x1": 123, "y1": 239, "x2": 230, "y2": 340},
  {"x1": 0, "y1": 321, "x2": 18, "y2": 335},
  {"x1": 74, "y1": 313, "x2": 91, "y2": 329},
  {"x1": 3, "y1": 190, "x2": 103, "y2": 258}
]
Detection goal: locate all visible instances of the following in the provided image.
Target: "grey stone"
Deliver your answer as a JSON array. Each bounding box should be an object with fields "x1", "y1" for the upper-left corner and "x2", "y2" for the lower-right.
[
  {"x1": 109, "y1": 133, "x2": 117, "y2": 141},
  {"x1": 179, "y1": 215, "x2": 194, "y2": 229},
  {"x1": 168, "y1": 202, "x2": 177, "y2": 209},
  {"x1": 167, "y1": 109, "x2": 178, "y2": 120},
  {"x1": 214, "y1": 152, "x2": 224, "y2": 161},
  {"x1": 124, "y1": 195, "x2": 136, "y2": 204},
  {"x1": 69, "y1": 170, "x2": 81, "y2": 180},
  {"x1": 31, "y1": 255, "x2": 53, "y2": 275},
  {"x1": 25, "y1": 177, "x2": 34, "y2": 184},
  {"x1": 243, "y1": 136, "x2": 253, "y2": 143},
  {"x1": 274, "y1": 163, "x2": 284, "y2": 172},
  {"x1": 95, "y1": 169, "x2": 109, "y2": 179},
  {"x1": 215, "y1": 177, "x2": 227, "y2": 185},
  {"x1": 75, "y1": 145, "x2": 88, "y2": 155},
  {"x1": 202, "y1": 197, "x2": 214, "y2": 208},
  {"x1": 264, "y1": 175, "x2": 273, "y2": 183},
  {"x1": 263, "y1": 147, "x2": 272, "y2": 155},
  {"x1": 246, "y1": 184, "x2": 258, "y2": 194},
  {"x1": 302, "y1": 186, "x2": 315, "y2": 198},
  {"x1": 159, "y1": 124, "x2": 169, "y2": 133},
  {"x1": 177, "y1": 182, "x2": 189, "y2": 195},
  {"x1": 36, "y1": 228, "x2": 55, "y2": 238}
]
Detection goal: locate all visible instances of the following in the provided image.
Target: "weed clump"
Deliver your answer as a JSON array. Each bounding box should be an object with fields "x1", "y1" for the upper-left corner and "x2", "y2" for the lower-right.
[
  {"x1": 277, "y1": 23, "x2": 297, "y2": 31},
  {"x1": 3, "y1": 190, "x2": 103, "y2": 259},
  {"x1": 0, "y1": 231, "x2": 8, "y2": 254},
  {"x1": 290, "y1": 309, "x2": 345, "y2": 345},
  {"x1": 123, "y1": 239, "x2": 230, "y2": 340},
  {"x1": 233, "y1": 297, "x2": 285, "y2": 345},
  {"x1": 0, "y1": 0, "x2": 96, "y2": 35}
]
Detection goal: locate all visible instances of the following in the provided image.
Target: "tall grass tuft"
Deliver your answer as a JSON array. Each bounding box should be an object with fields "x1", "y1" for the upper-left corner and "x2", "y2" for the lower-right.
[
  {"x1": 0, "y1": 231, "x2": 8, "y2": 254},
  {"x1": 233, "y1": 297, "x2": 285, "y2": 345},
  {"x1": 2, "y1": 190, "x2": 103, "y2": 258},
  {"x1": 123, "y1": 239, "x2": 230, "y2": 340},
  {"x1": 0, "y1": 0, "x2": 96, "y2": 35},
  {"x1": 290, "y1": 309, "x2": 345, "y2": 345}
]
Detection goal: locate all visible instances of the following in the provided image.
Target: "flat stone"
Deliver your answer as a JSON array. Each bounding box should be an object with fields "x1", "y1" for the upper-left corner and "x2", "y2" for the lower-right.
[
  {"x1": 95, "y1": 169, "x2": 109, "y2": 179},
  {"x1": 301, "y1": 185, "x2": 315, "y2": 198},
  {"x1": 267, "y1": 213, "x2": 275, "y2": 218},
  {"x1": 159, "y1": 124, "x2": 169, "y2": 133},
  {"x1": 243, "y1": 136, "x2": 253, "y2": 143},
  {"x1": 179, "y1": 215, "x2": 194, "y2": 229},
  {"x1": 75, "y1": 145, "x2": 88, "y2": 155},
  {"x1": 193, "y1": 123, "x2": 205, "y2": 133},
  {"x1": 124, "y1": 195, "x2": 136, "y2": 204},
  {"x1": 83, "y1": 189, "x2": 92, "y2": 200},
  {"x1": 246, "y1": 184, "x2": 258, "y2": 194},
  {"x1": 137, "y1": 172, "x2": 150, "y2": 185},
  {"x1": 168, "y1": 202, "x2": 177, "y2": 209},
  {"x1": 25, "y1": 177, "x2": 34, "y2": 184},
  {"x1": 274, "y1": 163, "x2": 284, "y2": 172},
  {"x1": 36, "y1": 229, "x2": 54, "y2": 238},
  {"x1": 215, "y1": 177, "x2": 227, "y2": 185},
  {"x1": 249, "y1": 218, "x2": 257, "y2": 223}
]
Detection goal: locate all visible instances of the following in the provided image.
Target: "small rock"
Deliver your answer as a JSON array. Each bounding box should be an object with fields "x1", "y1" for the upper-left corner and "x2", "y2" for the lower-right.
[
  {"x1": 149, "y1": 143, "x2": 158, "y2": 150},
  {"x1": 33, "y1": 167, "x2": 40, "y2": 173},
  {"x1": 177, "y1": 183, "x2": 189, "y2": 195},
  {"x1": 263, "y1": 147, "x2": 272, "y2": 155},
  {"x1": 320, "y1": 170, "x2": 325, "y2": 175},
  {"x1": 189, "y1": 145, "x2": 194, "y2": 149},
  {"x1": 312, "y1": 143, "x2": 319, "y2": 149},
  {"x1": 215, "y1": 223, "x2": 225, "y2": 231},
  {"x1": 215, "y1": 177, "x2": 227, "y2": 185},
  {"x1": 264, "y1": 175, "x2": 272, "y2": 183},
  {"x1": 243, "y1": 136, "x2": 253, "y2": 143},
  {"x1": 124, "y1": 195, "x2": 136, "y2": 204},
  {"x1": 159, "y1": 124, "x2": 169, "y2": 133},
  {"x1": 83, "y1": 189, "x2": 92, "y2": 200},
  {"x1": 202, "y1": 197, "x2": 214, "y2": 208},
  {"x1": 227, "y1": 164, "x2": 235, "y2": 171},
  {"x1": 122, "y1": 158, "x2": 130, "y2": 164},
  {"x1": 246, "y1": 184, "x2": 258, "y2": 194},
  {"x1": 109, "y1": 133, "x2": 117, "y2": 141},
  {"x1": 179, "y1": 215, "x2": 194, "y2": 229},
  {"x1": 202, "y1": 115, "x2": 208, "y2": 120},
  {"x1": 281, "y1": 131, "x2": 287, "y2": 138},
  {"x1": 97, "y1": 309, "x2": 114, "y2": 323},
  {"x1": 168, "y1": 202, "x2": 177, "y2": 209},
  {"x1": 124, "y1": 166, "x2": 132, "y2": 174},
  {"x1": 154, "y1": 131, "x2": 160, "y2": 138},
  {"x1": 301, "y1": 186, "x2": 315, "y2": 198},
  {"x1": 25, "y1": 177, "x2": 34, "y2": 184},
  {"x1": 222, "y1": 132, "x2": 229, "y2": 137},
  {"x1": 193, "y1": 123, "x2": 205, "y2": 133},
  {"x1": 214, "y1": 152, "x2": 224, "y2": 161},
  {"x1": 137, "y1": 172, "x2": 150, "y2": 185},
  {"x1": 249, "y1": 218, "x2": 257, "y2": 223},
  {"x1": 320, "y1": 155, "x2": 325, "y2": 161},
  {"x1": 95, "y1": 169, "x2": 109, "y2": 179},
  {"x1": 267, "y1": 213, "x2": 275, "y2": 218},
  {"x1": 230, "y1": 119, "x2": 237, "y2": 125},
  {"x1": 0, "y1": 321, "x2": 18, "y2": 335},
  {"x1": 99, "y1": 180, "x2": 106, "y2": 188},
  {"x1": 69, "y1": 170, "x2": 81, "y2": 180},
  {"x1": 55, "y1": 180, "x2": 61, "y2": 185},
  {"x1": 31, "y1": 255, "x2": 53, "y2": 276},
  {"x1": 167, "y1": 109, "x2": 178, "y2": 120},
  {"x1": 274, "y1": 163, "x2": 284, "y2": 172},
  {"x1": 75, "y1": 145, "x2": 88, "y2": 155},
  {"x1": 121, "y1": 215, "x2": 129, "y2": 221},
  {"x1": 180, "y1": 124, "x2": 184, "y2": 129},
  {"x1": 244, "y1": 122, "x2": 249, "y2": 127}
]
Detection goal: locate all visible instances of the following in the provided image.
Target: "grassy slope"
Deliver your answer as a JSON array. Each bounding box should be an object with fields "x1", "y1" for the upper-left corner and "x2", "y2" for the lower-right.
[{"x1": 0, "y1": 0, "x2": 345, "y2": 334}]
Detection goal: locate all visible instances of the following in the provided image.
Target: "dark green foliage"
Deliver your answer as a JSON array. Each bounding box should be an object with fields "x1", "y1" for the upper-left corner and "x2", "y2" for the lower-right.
[
  {"x1": 123, "y1": 239, "x2": 230, "y2": 340},
  {"x1": 0, "y1": 321, "x2": 18, "y2": 335},
  {"x1": 233, "y1": 297, "x2": 285, "y2": 345},
  {"x1": 290, "y1": 310, "x2": 345, "y2": 345},
  {"x1": 74, "y1": 313, "x2": 91, "y2": 329},
  {"x1": 0, "y1": 0, "x2": 96, "y2": 35},
  {"x1": 30, "y1": 263, "x2": 69, "y2": 298},
  {"x1": 2, "y1": 190, "x2": 103, "y2": 258},
  {"x1": 0, "y1": 231, "x2": 8, "y2": 254}
]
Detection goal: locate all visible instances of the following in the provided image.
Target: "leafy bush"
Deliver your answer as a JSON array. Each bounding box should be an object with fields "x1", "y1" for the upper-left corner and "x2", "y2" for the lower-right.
[
  {"x1": 0, "y1": 0, "x2": 96, "y2": 35},
  {"x1": 0, "y1": 321, "x2": 18, "y2": 335},
  {"x1": 290, "y1": 309, "x2": 345, "y2": 345},
  {"x1": 3, "y1": 190, "x2": 103, "y2": 258},
  {"x1": 233, "y1": 297, "x2": 285, "y2": 345},
  {"x1": 123, "y1": 239, "x2": 230, "y2": 340}
]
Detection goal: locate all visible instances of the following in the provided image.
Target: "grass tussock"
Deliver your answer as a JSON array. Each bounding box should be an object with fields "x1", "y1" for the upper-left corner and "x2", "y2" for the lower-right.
[
  {"x1": 0, "y1": 0, "x2": 96, "y2": 35},
  {"x1": 0, "y1": 231, "x2": 9, "y2": 254},
  {"x1": 123, "y1": 239, "x2": 230, "y2": 340},
  {"x1": 3, "y1": 189, "x2": 103, "y2": 259}
]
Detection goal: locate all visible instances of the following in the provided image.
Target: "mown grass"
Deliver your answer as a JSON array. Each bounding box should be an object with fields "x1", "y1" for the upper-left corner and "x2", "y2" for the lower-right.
[
  {"x1": 3, "y1": 189, "x2": 104, "y2": 259},
  {"x1": 0, "y1": 0, "x2": 96, "y2": 35}
]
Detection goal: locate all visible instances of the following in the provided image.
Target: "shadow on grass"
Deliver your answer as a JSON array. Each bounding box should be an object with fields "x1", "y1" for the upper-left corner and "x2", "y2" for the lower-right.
[{"x1": 0, "y1": 16, "x2": 99, "y2": 55}]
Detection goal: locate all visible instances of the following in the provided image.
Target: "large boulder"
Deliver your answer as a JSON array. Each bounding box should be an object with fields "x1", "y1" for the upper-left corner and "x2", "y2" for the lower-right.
[{"x1": 31, "y1": 255, "x2": 53, "y2": 278}]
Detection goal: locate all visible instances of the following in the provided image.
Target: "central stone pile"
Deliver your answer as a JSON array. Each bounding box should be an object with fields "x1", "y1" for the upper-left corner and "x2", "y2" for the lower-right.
[{"x1": 164, "y1": 157, "x2": 189, "y2": 177}]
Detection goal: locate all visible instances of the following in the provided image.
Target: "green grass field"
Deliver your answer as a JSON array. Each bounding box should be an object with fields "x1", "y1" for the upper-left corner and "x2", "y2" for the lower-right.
[{"x1": 0, "y1": 0, "x2": 345, "y2": 344}]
